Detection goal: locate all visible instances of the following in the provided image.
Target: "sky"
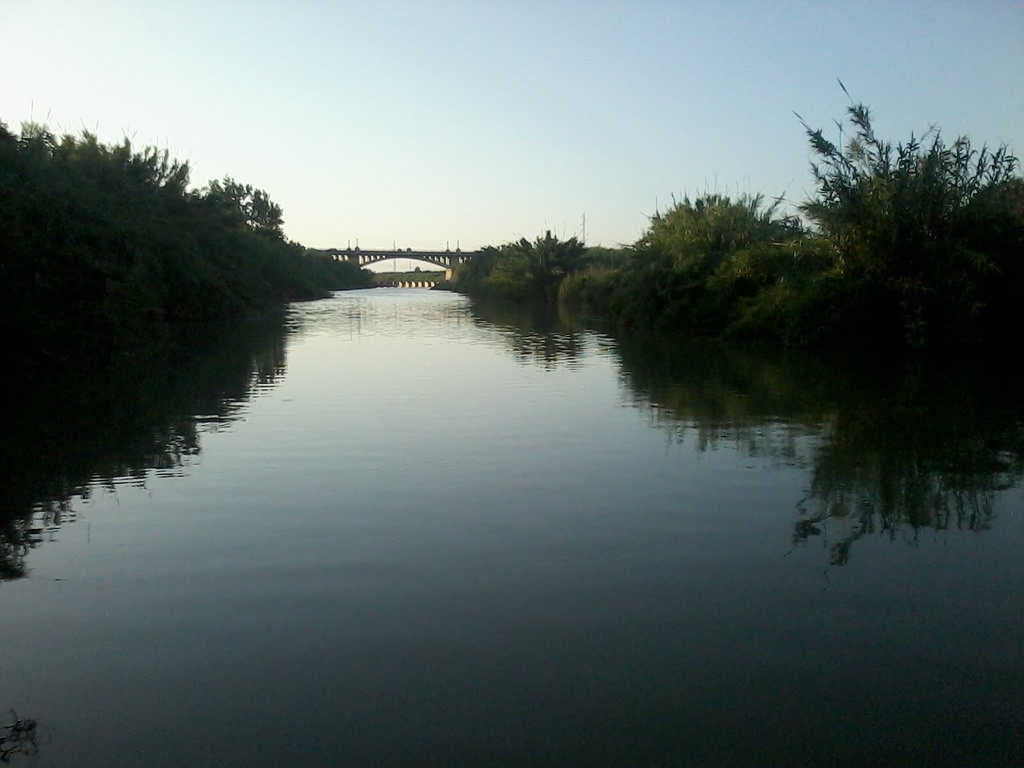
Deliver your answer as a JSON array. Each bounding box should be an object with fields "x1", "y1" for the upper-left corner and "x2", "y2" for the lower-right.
[{"x1": 2, "y1": 1, "x2": 1022, "y2": 256}]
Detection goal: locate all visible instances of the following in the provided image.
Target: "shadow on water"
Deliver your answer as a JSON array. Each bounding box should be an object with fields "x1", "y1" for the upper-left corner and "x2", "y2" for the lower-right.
[
  {"x1": 472, "y1": 300, "x2": 1024, "y2": 566},
  {"x1": 0, "y1": 313, "x2": 290, "y2": 581}
]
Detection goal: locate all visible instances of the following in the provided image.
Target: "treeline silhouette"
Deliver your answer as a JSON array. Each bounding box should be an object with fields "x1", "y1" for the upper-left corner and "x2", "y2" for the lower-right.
[
  {"x1": 455, "y1": 98, "x2": 1023, "y2": 350},
  {"x1": 0, "y1": 121, "x2": 372, "y2": 369},
  {"x1": 0, "y1": 312, "x2": 291, "y2": 580}
]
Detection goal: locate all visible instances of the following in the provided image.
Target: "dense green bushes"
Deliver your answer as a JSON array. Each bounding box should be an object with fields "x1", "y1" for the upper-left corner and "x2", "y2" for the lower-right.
[
  {"x1": 561, "y1": 193, "x2": 810, "y2": 336},
  {"x1": 463, "y1": 101, "x2": 1022, "y2": 350},
  {"x1": 1, "y1": 121, "x2": 372, "y2": 367},
  {"x1": 451, "y1": 230, "x2": 586, "y2": 302},
  {"x1": 797, "y1": 103, "x2": 1023, "y2": 347}
]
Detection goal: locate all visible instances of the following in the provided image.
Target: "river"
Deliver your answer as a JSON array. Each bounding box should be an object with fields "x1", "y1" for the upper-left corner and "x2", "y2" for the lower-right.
[{"x1": 3, "y1": 288, "x2": 1023, "y2": 766}]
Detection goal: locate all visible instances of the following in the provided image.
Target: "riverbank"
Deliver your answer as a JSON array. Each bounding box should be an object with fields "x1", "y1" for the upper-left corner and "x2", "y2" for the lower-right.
[
  {"x1": 0, "y1": 121, "x2": 373, "y2": 371},
  {"x1": 451, "y1": 102, "x2": 1023, "y2": 351}
]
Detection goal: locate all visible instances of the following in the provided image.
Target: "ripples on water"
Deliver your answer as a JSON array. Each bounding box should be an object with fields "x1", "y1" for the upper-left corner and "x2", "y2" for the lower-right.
[{"x1": 3, "y1": 289, "x2": 1023, "y2": 766}]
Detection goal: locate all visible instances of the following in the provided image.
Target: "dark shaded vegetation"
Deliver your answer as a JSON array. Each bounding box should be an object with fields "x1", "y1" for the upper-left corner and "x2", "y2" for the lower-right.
[
  {"x1": 794, "y1": 101, "x2": 1023, "y2": 348},
  {"x1": 0, "y1": 312, "x2": 290, "y2": 580},
  {"x1": 458, "y1": 99, "x2": 1022, "y2": 350},
  {"x1": 451, "y1": 230, "x2": 586, "y2": 302},
  {"x1": 561, "y1": 193, "x2": 812, "y2": 338},
  {"x1": 0, "y1": 120, "x2": 372, "y2": 371},
  {"x1": 472, "y1": 299, "x2": 1024, "y2": 566}
]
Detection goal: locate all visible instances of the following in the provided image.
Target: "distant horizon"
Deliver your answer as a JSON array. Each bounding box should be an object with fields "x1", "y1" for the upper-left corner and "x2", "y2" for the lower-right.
[{"x1": 3, "y1": 1, "x2": 1021, "y2": 255}]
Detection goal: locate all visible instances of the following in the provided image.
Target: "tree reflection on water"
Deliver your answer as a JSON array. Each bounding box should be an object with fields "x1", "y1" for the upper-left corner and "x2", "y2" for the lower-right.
[
  {"x1": 468, "y1": 298, "x2": 590, "y2": 370},
  {"x1": 8, "y1": 295, "x2": 1023, "y2": 578},
  {"x1": 617, "y1": 334, "x2": 1024, "y2": 564},
  {"x1": 1, "y1": 313, "x2": 290, "y2": 581},
  {"x1": 474, "y1": 299, "x2": 1024, "y2": 565}
]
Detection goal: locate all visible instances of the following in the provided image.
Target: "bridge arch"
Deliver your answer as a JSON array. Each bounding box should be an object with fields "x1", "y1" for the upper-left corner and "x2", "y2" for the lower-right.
[{"x1": 320, "y1": 248, "x2": 479, "y2": 270}]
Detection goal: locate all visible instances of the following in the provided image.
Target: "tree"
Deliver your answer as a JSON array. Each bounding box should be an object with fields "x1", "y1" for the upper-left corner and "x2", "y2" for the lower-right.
[
  {"x1": 206, "y1": 177, "x2": 284, "y2": 238},
  {"x1": 451, "y1": 232, "x2": 585, "y2": 302},
  {"x1": 636, "y1": 193, "x2": 801, "y2": 278},
  {"x1": 511, "y1": 230, "x2": 586, "y2": 301},
  {"x1": 797, "y1": 96, "x2": 1021, "y2": 346}
]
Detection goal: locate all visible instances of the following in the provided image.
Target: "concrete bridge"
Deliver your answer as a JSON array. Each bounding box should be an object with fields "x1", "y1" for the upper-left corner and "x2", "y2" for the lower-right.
[{"x1": 320, "y1": 247, "x2": 480, "y2": 272}]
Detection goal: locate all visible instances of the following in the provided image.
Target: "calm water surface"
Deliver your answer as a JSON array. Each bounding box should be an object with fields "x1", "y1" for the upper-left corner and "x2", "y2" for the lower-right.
[{"x1": 3, "y1": 289, "x2": 1023, "y2": 766}]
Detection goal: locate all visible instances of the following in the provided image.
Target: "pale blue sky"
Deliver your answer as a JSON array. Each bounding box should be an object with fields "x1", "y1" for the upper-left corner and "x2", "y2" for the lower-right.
[{"x1": 2, "y1": 1, "x2": 1021, "y2": 254}]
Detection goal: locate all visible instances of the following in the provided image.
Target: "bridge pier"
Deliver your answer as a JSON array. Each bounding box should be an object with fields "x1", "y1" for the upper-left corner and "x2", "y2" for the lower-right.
[{"x1": 387, "y1": 280, "x2": 438, "y2": 289}]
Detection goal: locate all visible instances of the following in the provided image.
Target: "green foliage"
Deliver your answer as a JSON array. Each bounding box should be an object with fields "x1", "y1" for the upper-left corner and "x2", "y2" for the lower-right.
[
  {"x1": 562, "y1": 193, "x2": 806, "y2": 335},
  {"x1": 639, "y1": 193, "x2": 802, "y2": 275},
  {"x1": 797, "y1": 100, "x2": 1022, "y2": 346},
  {"x1": 206, "y1": 177, "x2": 285, "y2": 238},
  {"x1": 0, "y1": 120, "x2": 372, "y2": 368},
  {"x1": 581, "y1": 245, "x2": 631, "y2": 270},
  {"x1": 452, "y1": 231, "x2": 585, "y2": 302},
  {"x1": 557, "y1": 266, "x2": 622, "y2": 313},
  {"x1": 562, "y1": 101, "x2": 1022, "y2": 350}
]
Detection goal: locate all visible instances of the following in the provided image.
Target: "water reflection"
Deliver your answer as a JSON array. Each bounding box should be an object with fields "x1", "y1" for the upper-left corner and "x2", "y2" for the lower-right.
[
  {"x1": 289, "y1": 288, "x2": 479, "y2": 340},
  {"x1": 1, "y1": 314, "x2": 290, "y2": 580},
  {"x1": 8, "y1": 292, "x2": 1023, "y2": 582},
  {"x1": 474, "y1": 300, "x2": 1024, "y2": 565},
  {"x1": 613, "y1": 335, "x2": 1024, "y2": 563},
  {"x1": 468, "y1": 298, "x2": 589, "y2": 369}
]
